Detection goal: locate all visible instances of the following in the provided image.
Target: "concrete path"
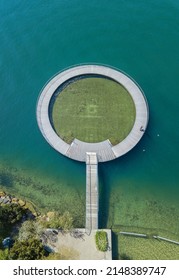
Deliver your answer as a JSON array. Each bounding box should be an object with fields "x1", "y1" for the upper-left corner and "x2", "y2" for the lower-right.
[{"x1": 48, "y1": 229, "x2": 112, "y2": 260}]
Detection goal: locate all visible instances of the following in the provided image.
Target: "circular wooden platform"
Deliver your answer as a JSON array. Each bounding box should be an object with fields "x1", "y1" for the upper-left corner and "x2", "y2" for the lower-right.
[{"x1": 36, "y1": 65, "x2": 149, "y2": 162}]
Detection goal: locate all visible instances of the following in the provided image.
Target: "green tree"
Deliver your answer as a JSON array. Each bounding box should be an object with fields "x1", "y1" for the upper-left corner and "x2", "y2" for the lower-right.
[
  {"x1": 0, "y1": 249, "x2": 9, "y2": 260},
  {"x1": 10, "y1": 238, "x2": 46, "y2": 260},
  {"x1": 0, "y1": 204, "x2": 25, "y2": 225},
  {"x1": 18, "y1": 220, "x2": 43, "y2": 241},
  {"x1": 0, "y1": 204, "x2": 26, "y2": 247}
]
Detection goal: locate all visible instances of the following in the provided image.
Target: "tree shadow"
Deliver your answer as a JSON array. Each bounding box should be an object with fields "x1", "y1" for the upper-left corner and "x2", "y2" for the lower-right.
[{"x1": 112, "y1": 231, "x2": 119, "y2": 259}]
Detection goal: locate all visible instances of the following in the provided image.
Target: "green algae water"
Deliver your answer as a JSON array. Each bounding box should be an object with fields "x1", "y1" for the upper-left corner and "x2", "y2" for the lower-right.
[{"x1": 0, "y1": 0, "x2": 179, "y2": 246}]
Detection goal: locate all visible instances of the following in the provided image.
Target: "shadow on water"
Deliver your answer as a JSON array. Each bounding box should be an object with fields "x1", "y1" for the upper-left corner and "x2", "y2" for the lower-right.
[
  {"x1": 112, "y1": 231, "x2": 119, "y2": 260},
  {"x1": 98, "y1": 163, "x2": 111, "y2": 229}
]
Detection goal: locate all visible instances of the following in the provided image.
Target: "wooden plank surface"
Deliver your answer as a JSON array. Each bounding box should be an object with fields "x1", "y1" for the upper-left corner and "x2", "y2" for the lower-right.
[{"x1": 86, "y1": 152, "x2": 98, "y2": 233}]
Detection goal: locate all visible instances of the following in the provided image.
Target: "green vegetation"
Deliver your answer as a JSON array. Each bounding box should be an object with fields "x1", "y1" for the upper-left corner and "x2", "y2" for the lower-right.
[
  {"x1": 106, "y1": 184, "x2": 179, "y2": 260},
  {"x1": 52, "y1": 77, "x2": 136, "y2": 145},
  {"x1": 18, "y1": 220, "x2": 43, "y2": 241},
  {"x1": 118, "y1": 234, "x2": 179, "y2": 260},
  {"x1": 9, "y1": 211, "x2": 75, "y2": 260},
  {"x1": 41, "y1": 211, "x2": 73, "y2": 230},
  {"x1": 0, "y1": 204, "x2": 25, "y2": 226},
  {"x1": 44, "y1": 249, "x2": 78, "y2": 260},
  {"x1": 0, "y1": 163, "x2": 85, "y2": 228},
  {"x1": 112, "y1": 227, "x2": 179, "y2": 260},
  {"x1": 0, "y1": 203, "x2": 30, "y2": 260},
  {"x1": 0, "y1": 191, "x2": 75, "y2": 260},
  {"x1": 0, "y1": 203, "x2": 26, "y2": 246},
  {"x1": 9, "y1": 238, "x2": 46, "y2": 260},
  {"x1": 95, "y1": 230, "x2": 108, "y2": 252},
  {"x1": 0, "y1": 249, "x2": 9, "y2": 260}
]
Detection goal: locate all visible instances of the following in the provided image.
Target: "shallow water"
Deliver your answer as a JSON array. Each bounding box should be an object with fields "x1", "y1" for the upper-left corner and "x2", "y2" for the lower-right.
[{"x1": 0, "y1": 0, "x2": 179, "y2": 236}]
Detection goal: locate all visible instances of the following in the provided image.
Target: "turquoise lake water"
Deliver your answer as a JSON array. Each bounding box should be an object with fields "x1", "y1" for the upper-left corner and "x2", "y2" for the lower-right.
[{"x1": 0, "y1": 1, "x2": 179, "y2": 234}]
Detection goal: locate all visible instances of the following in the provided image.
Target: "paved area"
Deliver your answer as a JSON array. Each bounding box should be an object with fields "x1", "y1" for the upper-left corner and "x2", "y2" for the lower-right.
[
  {"x1": 48, "y1": 229, "x2": 112, "y2": 260},
  {"x1": 36, "y1": 64, "x2": 149, "y2": 162}
]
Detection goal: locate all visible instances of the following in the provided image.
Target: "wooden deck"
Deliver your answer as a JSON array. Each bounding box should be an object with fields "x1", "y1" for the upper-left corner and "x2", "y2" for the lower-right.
[
  {"x1": 85, "y1": 152, "x2": 98, "y2": 234},
  {"x1": 67, "y1": 139, "x2": 116, "y2": 162},
  {"x1": 36, "y1": 64, "x2": 149, "y2": 162}
]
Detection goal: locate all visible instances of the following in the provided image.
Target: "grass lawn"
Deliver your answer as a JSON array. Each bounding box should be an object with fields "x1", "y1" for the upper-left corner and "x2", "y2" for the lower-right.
[{"x1": 52, "y1": 77, "x2": 136, "y2": 145}]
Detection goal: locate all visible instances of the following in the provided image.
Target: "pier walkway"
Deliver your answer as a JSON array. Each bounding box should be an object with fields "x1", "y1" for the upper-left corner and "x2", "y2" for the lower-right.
[
  {"x1": 36, "y1": 64, "x2": 149, "y2": 257},
  {"x1": 86, "y1": 152, "x2": 99, "y2": 234},
  {"x1": 67, "y1": 138, "x2": 116, "y2": 162}
]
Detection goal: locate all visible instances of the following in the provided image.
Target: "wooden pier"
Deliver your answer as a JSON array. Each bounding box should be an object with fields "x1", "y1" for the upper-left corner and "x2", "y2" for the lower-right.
[
  {"x1": 36, "y1": 64, "x2": 149, "y2": 162},
  {"x1": 36, "y1": 65, "x2": 149, "y2": 258},
  {"x1": 86, "y1": 152, "x2": 99, "y2": 234}
]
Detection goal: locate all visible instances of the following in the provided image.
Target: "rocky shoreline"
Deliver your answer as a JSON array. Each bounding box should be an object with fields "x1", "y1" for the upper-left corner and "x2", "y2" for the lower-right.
[
  {"x1": 0, "y1": 191, "x2": 39, "y2": 217},
  {"x1": 0, "y1": 191, "x2": 26, "y2": 206}
]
